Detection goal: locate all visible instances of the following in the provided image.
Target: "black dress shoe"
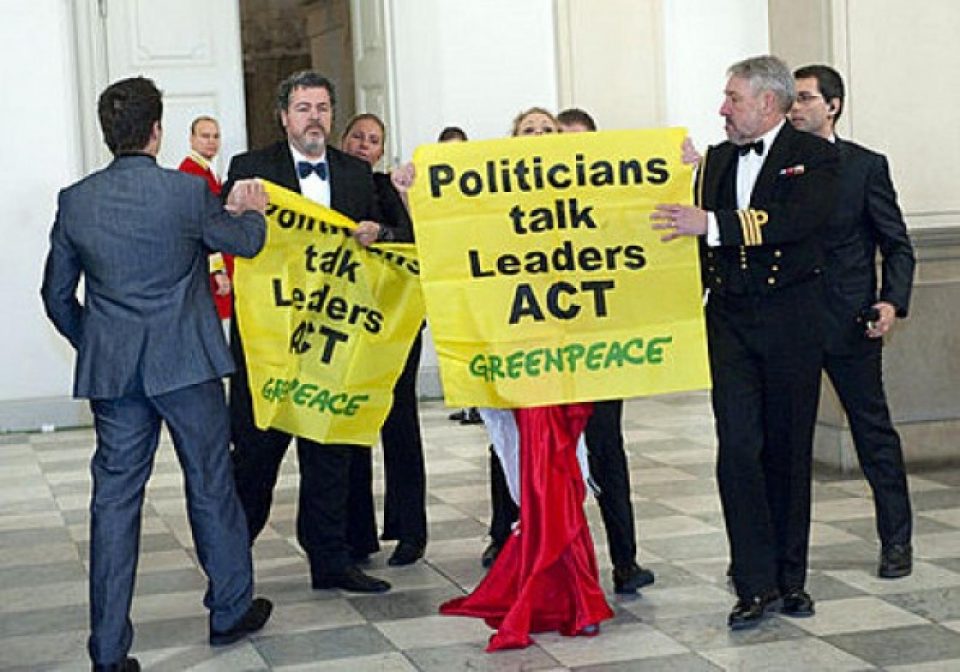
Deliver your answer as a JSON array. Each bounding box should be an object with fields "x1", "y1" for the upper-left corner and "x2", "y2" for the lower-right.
[
  {"x1": 312, "y1": 565, "x2": 391, "y2": 593},
  {"x1": 727, "y1": 590, "x2": 780, "y2": 630},
  {"x1": 92, "y1": 657, "x2": 140, "y2": 672},
  {"x1": 209, "y1": 597, "x2": 273, "y2": 646},
  {"x1": 388, "y1": 540, "x2": 425, "y2": 566},
  {"x1": 613, "y1": 563, "x2": 655, "y2": 594},
  {"x1": 449, "y1": 409, "x2": 467, "y2": 421},
  {"x1": 879, "y1": 543, "x2": 913, "y2": 579},
  {"x1": 781, "y1": 588, "x2": 815, "y2": 617},
  {"x1": 460, "y1": 408, "x2": 483, "y2": 425},
  {"x1": 481, "y1": 540, "x2": 502, "y2": 568}
]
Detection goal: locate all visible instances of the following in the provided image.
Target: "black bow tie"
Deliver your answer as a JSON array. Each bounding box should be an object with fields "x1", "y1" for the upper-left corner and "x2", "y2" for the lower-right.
[
  {"x1": 297, "y1": 160, "x2": 328, "y2": 180},
  {"x1": 738, "y1": 140, "x2": 764, "y2": 156}
]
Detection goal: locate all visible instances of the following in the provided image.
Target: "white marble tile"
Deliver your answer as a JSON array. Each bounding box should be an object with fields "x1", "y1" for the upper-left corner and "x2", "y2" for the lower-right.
[
  {"x1": 914, "y1": 532, "x2": 960, "y2": 560},
  {"x1": 274, "y1": 652, "x2": 418, "y2": 672},
  {"x1": 0, "y1": 629, "x2": 88, "y2": 667},
  {"x1": 536, "y1": 622, "x2": 688, "y2": 666},
  {"x1": 810, "y1": 521, "x2": 863, "y2": 546},
  {"x1": 622, "y1": 429, "x2": 676, "y2": 443},
  {"x1": 786, "y1": 596, "x2": 929, "y2": 635},
  {"x1": 131, "y1": 591, "x2": 208, "y2": 622},
  {"x1": 424, "y1": 503, "x2": 471, "y2": 523},
  {"x1": 137, "y1": 548, "x2": 198, "y2": 573},
  {"x1": 429, "y1": 484, "x2": 489, "y2": 504},
  {"x1": 424, "y1": 458, "x2": 479, "y2": 476},
  {"x1": 702, "y1": 637, "x2": 873, "y2": 671},
  {"x1": 886, "y1": 660, "x2": 960, "y2": 672},
  {"x1": 0, "y1": 580, "x2": 86, "y2": 613},
  {"x1": 919, "y1": 507, "x2": 960, "y2": 527},
  {"x1": 632, "y1": 467, "x2": 699, "y2": 485},
  {"x1": 268, "y1": 598, "x2": 367, "y2": 633},
  {"x1": 375, "y1": 614, "x2": 492, "y2": 648},
  {"x1": 825, "y1": 561, "x2": 960, "y2": 594},
  {"x1": 812, "y1": 497, "x2": 877, "y2": 522},
  {"x1": 138, "y1": 642, "x2": 269, "y2": 671},
  {"x1": 659, "y1": 493, "x2": 724, "y2": 515},
  {"x1": 636, "y1": 515, "x2": 718, "y2": 539},
  {"x1": 0, "y1": 541, "x2": 80, "y2": 567},
  {"x1": 643, "y1": 448, "x2": 715, "y2": 466},
  {"x1": 0, "y1": 510, "x2": 64, "y2": 531},
  {"x1": 622, "y1": 584, "x2": 733, "y2": 621}
]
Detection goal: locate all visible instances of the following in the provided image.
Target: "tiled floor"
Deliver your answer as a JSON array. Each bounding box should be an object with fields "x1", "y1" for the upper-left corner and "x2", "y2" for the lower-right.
[{"x1": 3, "y1": 391, "x2": 960, "y2": 670}]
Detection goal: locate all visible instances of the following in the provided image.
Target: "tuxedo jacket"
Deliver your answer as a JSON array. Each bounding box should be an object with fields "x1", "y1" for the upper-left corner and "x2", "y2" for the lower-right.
[
  {"x1": 697, "y1": 122, "x2": 839, "y2": 296},
  {"x1": 224, "y1": 142, "x2": 383, "y2": 224},
  {"x1": 41, "y1": 154, "x2": 265, "y2": 399},
  {"x1": 373, "y1": 171, "x2": 414, "y2": 242},
  {"x1": 822, "y1": 139, "x2": 915, "y2": 351},
  {"x1": 223, "y1": 142, "x2": 384, "y2": 372}
]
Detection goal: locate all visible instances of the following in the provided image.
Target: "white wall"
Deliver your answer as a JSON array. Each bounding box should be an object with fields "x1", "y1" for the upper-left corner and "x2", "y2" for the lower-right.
[
  {"x1": 389, "y1": 0, "x2": 558, "y2": 396},
  {"x1": 0, "y1": 0, "x2": 88, "y2": 428},
  {"x1": 390, "y1": 0, "x2": 558, "y2": 159},
  {"x1": 662, "y1": 0, "x2": 770, "y2": 151}
]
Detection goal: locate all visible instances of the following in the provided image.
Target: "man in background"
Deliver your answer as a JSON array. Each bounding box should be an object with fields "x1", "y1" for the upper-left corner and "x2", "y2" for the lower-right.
[
  {"x1": 555, "y1": 106, "x2": 656, "y2": 595},
  {"x1": 790, "y1": 64, "x2": 915, "y2": 578},
  {"x1": 179, "y1": 116, "x2": 233, "y2": 322}
]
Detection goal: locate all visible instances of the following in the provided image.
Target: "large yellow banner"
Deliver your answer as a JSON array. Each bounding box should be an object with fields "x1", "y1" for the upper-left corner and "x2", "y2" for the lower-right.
[
  {"x1": 410, "y1": 128, "x2": 709, "y2": 408},
  {"x1": 234, "y1": 181, "x2": 425, "y2": 445}
]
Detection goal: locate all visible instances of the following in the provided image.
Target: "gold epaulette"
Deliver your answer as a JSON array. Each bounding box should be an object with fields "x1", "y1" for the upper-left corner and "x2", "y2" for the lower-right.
[
  {"x1": 694, "y1": 147, "x2": 709, "y2": 208},
  {"x1": 736, "y1": 209, "x2": 769, "y2": 246}
]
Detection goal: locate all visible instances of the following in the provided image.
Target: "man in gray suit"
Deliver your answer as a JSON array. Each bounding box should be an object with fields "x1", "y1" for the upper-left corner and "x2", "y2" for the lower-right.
[{"x1": 41, "y1": 77, "x2": 272, "y2": 672}]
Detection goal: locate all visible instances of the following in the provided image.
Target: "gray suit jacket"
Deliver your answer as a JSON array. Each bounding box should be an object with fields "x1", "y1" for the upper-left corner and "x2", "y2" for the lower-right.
[{"x1": 41, "y1": 154, "x2": 266, "y2": 399}]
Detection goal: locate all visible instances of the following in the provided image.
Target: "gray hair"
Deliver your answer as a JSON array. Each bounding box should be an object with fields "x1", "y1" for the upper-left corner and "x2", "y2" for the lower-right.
[
  {"x1": 276, "y1": 70, "x2": 337, "y2": 112},
  {"x1": 728, "y1": 55, "x2": 796, "y2": 113}
]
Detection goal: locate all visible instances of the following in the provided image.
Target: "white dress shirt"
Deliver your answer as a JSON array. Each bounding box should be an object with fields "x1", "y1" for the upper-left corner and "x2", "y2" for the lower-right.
[{"x1": 289, "y1": 144, "x2": 331, "y2": 207}]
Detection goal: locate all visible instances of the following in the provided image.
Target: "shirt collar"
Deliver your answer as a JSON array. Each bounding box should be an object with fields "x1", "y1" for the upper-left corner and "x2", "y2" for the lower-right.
[
  {"x1": 189, "y1": 151, "x2": 213, "y2": 170},
  {"x1": 289, "y1": 144, "x2": 327, "y2": 169},
  {"x1": 753, "y1": 119, "x2": 785, "y2": 158}
]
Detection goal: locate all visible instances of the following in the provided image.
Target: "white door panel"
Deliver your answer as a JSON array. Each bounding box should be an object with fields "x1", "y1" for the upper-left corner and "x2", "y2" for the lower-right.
[
  {"x1": 351, "y1": 0, "x2": 398, "y2": 167},
  {"x1": 99, "y1": 0, "x2": 247, "y2": 174}
]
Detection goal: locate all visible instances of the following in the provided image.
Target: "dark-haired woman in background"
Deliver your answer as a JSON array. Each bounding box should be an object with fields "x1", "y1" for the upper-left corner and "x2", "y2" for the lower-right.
[{"x1": 340, "y1": 113, "x2": 426, "y2": 567}]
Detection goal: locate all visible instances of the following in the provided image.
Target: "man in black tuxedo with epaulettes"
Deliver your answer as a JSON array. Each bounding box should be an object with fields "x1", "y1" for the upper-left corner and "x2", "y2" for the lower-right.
[
  {"x1": 224, "y1": 70, "x2": 394, "y2": 594},
  {"x1": 652, "y1": 55, "x2": 839, "y2": 630},
  {"x1": 790, "y1": 64, "x2": 915, "y2": 580}
]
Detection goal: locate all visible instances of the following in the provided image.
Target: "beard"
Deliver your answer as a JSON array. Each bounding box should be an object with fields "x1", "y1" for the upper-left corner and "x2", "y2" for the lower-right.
[{"x1": 297, "y1": 124, "x2": 327, "y2": 157}]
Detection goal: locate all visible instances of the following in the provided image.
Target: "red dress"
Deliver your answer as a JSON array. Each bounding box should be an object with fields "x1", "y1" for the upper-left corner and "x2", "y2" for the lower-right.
[
  {"x1": 178, "y1": 154, "x2": 233, "y2": 319},
  {"x1": 441, "y1": 403, "x2": 613, "y2": 651}
]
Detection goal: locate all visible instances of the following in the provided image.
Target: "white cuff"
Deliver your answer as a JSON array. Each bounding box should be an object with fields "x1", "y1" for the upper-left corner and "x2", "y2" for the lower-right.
[{"x1": 706, "y1": 213, "x2": 721, "y2": 247}]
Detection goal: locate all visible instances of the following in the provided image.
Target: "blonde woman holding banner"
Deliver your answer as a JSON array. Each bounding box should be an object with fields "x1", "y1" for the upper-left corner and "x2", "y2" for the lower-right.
[{"x1": 393, "y1": 107, "x2": 613, "y2": 651}]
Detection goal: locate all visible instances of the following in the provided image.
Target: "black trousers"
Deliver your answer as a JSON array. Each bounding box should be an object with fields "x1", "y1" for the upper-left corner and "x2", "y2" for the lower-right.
[
  {"x1": 825, "y1": 339, "x2": 912, "y2": 547},
  {"x1": 584, "y1": 399, "x2": 638, "y2": 568},
  {"x1": 347, "y1": 332, "x2": 427, "y2": 555},
  {"x1": 488, "y1": 399, "x2": 638, "y2": 569},
  {"x1": 708, "y1": 282, "x2": 824, "y2": 599},
  {"x1": 229, "y1": 333, "x2": 355, "y2": 577}
]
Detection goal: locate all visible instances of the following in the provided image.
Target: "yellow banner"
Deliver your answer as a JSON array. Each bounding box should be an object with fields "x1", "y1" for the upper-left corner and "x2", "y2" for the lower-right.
[
  {"x1": 234, "y1": 181, "x2": 425, "y2": 444},
  {"x1": 409, "y1": 128, "x2": 709, "y2": 408}
]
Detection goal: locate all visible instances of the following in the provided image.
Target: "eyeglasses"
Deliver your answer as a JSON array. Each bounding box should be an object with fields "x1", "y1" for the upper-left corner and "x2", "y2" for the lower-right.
[{"x1": 795, "y1": 92, "x2": 824, "y2": 105}]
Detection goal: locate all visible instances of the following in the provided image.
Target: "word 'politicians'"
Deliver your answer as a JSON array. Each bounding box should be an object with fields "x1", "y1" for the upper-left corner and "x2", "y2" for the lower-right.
[{"x1": 428, "y1": 154, "x2": 670, "y2": 198}]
